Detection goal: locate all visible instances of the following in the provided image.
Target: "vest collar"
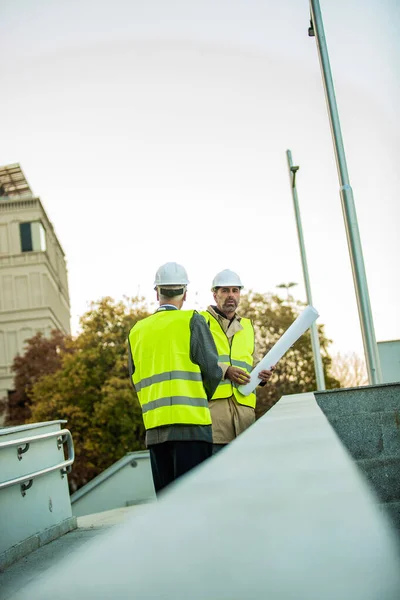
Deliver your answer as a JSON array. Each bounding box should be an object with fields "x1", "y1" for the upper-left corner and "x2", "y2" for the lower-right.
[{"x1": 156, "y1": 305, "x2": 179, "y2": 312}]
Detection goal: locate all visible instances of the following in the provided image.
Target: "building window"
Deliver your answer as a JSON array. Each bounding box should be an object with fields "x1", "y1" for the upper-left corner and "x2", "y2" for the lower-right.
[{"x1": 20, "y1": 222, "x2": 46, "y2": 252}]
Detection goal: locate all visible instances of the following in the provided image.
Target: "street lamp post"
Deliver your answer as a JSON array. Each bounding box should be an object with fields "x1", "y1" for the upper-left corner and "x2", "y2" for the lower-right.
[
  {"x1": 309, "y1": 0, "x2": 382, "y2": 384},
  {"x1": 286, "y1": 150, "x2": 326, "y2": 391}
]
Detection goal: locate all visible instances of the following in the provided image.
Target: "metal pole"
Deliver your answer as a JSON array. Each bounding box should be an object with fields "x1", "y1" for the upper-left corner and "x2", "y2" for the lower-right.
[
  {"x1": 309, "y1": 0, "x2": 382, "y2": 384},
  {"x1": 286, "y1": 150, "x2": 326, "y2": 391}
]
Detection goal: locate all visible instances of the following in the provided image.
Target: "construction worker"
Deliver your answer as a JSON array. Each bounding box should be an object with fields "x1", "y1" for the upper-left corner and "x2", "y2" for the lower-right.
[
  {"x1": 128, "y1": 262, "x2": 222, "y2": 493},
  {"x1": 201, "y1": 269, "x2": 274, "y2": 453}
]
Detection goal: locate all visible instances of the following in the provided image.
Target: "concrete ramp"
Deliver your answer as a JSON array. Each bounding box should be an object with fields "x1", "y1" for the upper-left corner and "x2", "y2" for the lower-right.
[{"x1": 5, "y1": 393, "x2": 400, "y2": 600}]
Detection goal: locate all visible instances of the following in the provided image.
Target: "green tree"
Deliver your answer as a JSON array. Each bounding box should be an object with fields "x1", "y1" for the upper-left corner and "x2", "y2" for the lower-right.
[
  {"x1": 0, "y1": 330, "x2": 70, "y2": 426},
  {"x1": 29, "y1": 296, "x2": 150, "y2": 492},
  {"x1": 239, "y1": 292, "x2": 340, "y2": 419}
]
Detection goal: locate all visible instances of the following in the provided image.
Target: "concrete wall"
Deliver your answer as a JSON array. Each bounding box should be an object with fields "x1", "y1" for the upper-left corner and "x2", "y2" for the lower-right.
[
  {"x1": 315, "y1": 383, "x2": 400, "y2": 532},
  {"x1": 71, "y1": 452, "x2": 155, "y2": 517}
]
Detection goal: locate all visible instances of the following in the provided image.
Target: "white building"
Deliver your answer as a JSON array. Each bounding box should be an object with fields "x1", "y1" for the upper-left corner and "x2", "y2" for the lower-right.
[{"x1": 0, "y1": 164, "x2": 71, "y2": 407}]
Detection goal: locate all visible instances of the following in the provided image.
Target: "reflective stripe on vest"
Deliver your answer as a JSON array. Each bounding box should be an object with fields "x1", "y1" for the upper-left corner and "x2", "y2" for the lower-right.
[
  {"x1": 128, "y1": 310, "x2": 211, "y2": 429},
  {"x1": 217, "y1": 355, "x2": 252, "y2": 372},
  {"x1": 135, "y1": 371, "x2": 203, "y2": 392},
  {"x1": 201, "y1": 311, "x2": 256, "y2": 409}
]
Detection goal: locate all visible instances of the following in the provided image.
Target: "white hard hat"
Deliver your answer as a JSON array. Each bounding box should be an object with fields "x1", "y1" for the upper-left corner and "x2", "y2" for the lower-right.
[
  {"x1": 211, "y1": 269, "x2": 243, "y2": 290},
  {"x1": 154, "y1": 262, "x2": 190, "y2": 287}
]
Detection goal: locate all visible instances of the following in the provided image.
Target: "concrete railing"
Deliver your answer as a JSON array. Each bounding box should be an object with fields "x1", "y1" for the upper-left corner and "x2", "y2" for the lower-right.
[
  {"x1": 10, "y1": 393, "x2": 400, "y2": 599},
  {"x1": 70, "y1": 451, "x2": 155, "y2": 517},
  {"x1": 0, "y1": 420, "x2": 76, "y2": 569}
]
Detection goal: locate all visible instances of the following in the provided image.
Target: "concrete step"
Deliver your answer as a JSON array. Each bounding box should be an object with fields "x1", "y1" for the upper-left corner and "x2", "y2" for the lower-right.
[
  {"x1": 318, "y1": 410, "x2": 400, "y2": 461},
  {"x1": 315, "y1": 383, "x2": 400, "y2": 461}
]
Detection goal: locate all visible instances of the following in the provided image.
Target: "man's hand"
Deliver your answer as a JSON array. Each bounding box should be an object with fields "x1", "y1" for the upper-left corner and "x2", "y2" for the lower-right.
[
  {"x1": 225, "y1": 366, "x2": 251, "y2": 385},
  {"x1": 258, "y1": 365, "x2": 276, "y2": 383}
]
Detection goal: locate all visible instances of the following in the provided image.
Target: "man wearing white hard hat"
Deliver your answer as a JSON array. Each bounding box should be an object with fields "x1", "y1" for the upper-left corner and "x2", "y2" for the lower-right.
[
  {"x1": 128, "y1": 262, "x2": 222, "y2": 493},
  {"x1": 201, "y1": 269, "x2": 274, "y2": 453}
]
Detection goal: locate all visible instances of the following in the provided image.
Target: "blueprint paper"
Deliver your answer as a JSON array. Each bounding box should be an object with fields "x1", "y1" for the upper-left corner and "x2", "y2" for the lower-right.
[{"x1": 238, "y1": 306, "x2": 319, "y2": 396}]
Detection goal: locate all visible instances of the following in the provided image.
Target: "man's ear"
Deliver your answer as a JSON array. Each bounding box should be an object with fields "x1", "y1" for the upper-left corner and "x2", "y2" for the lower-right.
[
  {"x1": 212, "y1": 290, "x2": 217, "y2": 303},
  {"x1": 156, "y1": 289, "x2": 160, "y2": 301},
  {"x1": 183, "y1": 290, "x2": 187, "y2": 301}
]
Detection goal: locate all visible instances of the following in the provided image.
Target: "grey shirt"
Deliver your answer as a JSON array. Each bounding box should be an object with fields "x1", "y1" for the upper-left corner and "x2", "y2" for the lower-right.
[{"x1": 128, "y1": 306, "x2": 222, "y2": 446}]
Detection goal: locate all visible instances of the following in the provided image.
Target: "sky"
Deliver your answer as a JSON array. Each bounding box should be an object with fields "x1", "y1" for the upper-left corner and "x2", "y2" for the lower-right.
[{"x1": 0, "y1": 0, "x2": 399, "y2": 360}]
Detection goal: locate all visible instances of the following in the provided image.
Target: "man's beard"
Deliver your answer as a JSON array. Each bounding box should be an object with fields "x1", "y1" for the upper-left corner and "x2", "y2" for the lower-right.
[{"x1": 223, "y1": 299, "x2": 238, "y2": 313}]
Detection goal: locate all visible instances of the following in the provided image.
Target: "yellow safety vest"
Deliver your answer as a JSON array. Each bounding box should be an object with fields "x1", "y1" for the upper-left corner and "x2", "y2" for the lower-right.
[
  {"x1": 201, "y1": 311, "x2": 256, "y2": 409},
  {"x1": 128, "y1": 310, "x2": 211, "y2": 430}
]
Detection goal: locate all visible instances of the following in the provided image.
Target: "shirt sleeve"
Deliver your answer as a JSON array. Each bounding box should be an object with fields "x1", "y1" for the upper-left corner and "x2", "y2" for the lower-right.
[
  {"x1": 219, "y1": 363, "x2": 230, "y2": 379},
  {"x1": 190, "y1": 312, "x2": 223, "y2": 400}
]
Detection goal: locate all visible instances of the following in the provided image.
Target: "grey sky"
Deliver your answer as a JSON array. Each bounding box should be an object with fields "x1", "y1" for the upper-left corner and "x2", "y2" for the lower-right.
[{"x1": 0, "y1": 0, "x2": 399, "y2": 355}]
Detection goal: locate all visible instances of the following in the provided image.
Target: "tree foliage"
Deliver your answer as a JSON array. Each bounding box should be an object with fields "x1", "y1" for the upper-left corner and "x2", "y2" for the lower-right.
[
  {"x1": 0, "y1": 330, "x2": 71, "y2": 426},
  {"x1": 329, "y1": 351, "x2": 368, "y2": 388},
  {"x1": 239, "y1": 292, "x2": 340, "y2": 419},
  {"x1": 29, "y1": 297, "x2": 150, "y2": 492}
]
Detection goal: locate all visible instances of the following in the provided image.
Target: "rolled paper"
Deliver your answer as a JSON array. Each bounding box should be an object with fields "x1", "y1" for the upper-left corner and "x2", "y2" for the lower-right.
[{"x1": 238, "y1": 305, "x2": 320, "y2": 396}]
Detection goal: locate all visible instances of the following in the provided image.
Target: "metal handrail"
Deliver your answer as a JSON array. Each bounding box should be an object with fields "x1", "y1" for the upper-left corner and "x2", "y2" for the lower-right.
[
  {"x1": 0, "y1": 429, "x2": 75, "y2": 494},
  {"x1": 0, "y1": 428, "x2": 72, "y2": 452}
]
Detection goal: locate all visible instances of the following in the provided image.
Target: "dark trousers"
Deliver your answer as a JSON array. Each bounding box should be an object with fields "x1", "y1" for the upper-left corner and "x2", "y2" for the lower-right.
[{"x1": 149, "y1": 440, "x2": 212, "y2": 494}]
